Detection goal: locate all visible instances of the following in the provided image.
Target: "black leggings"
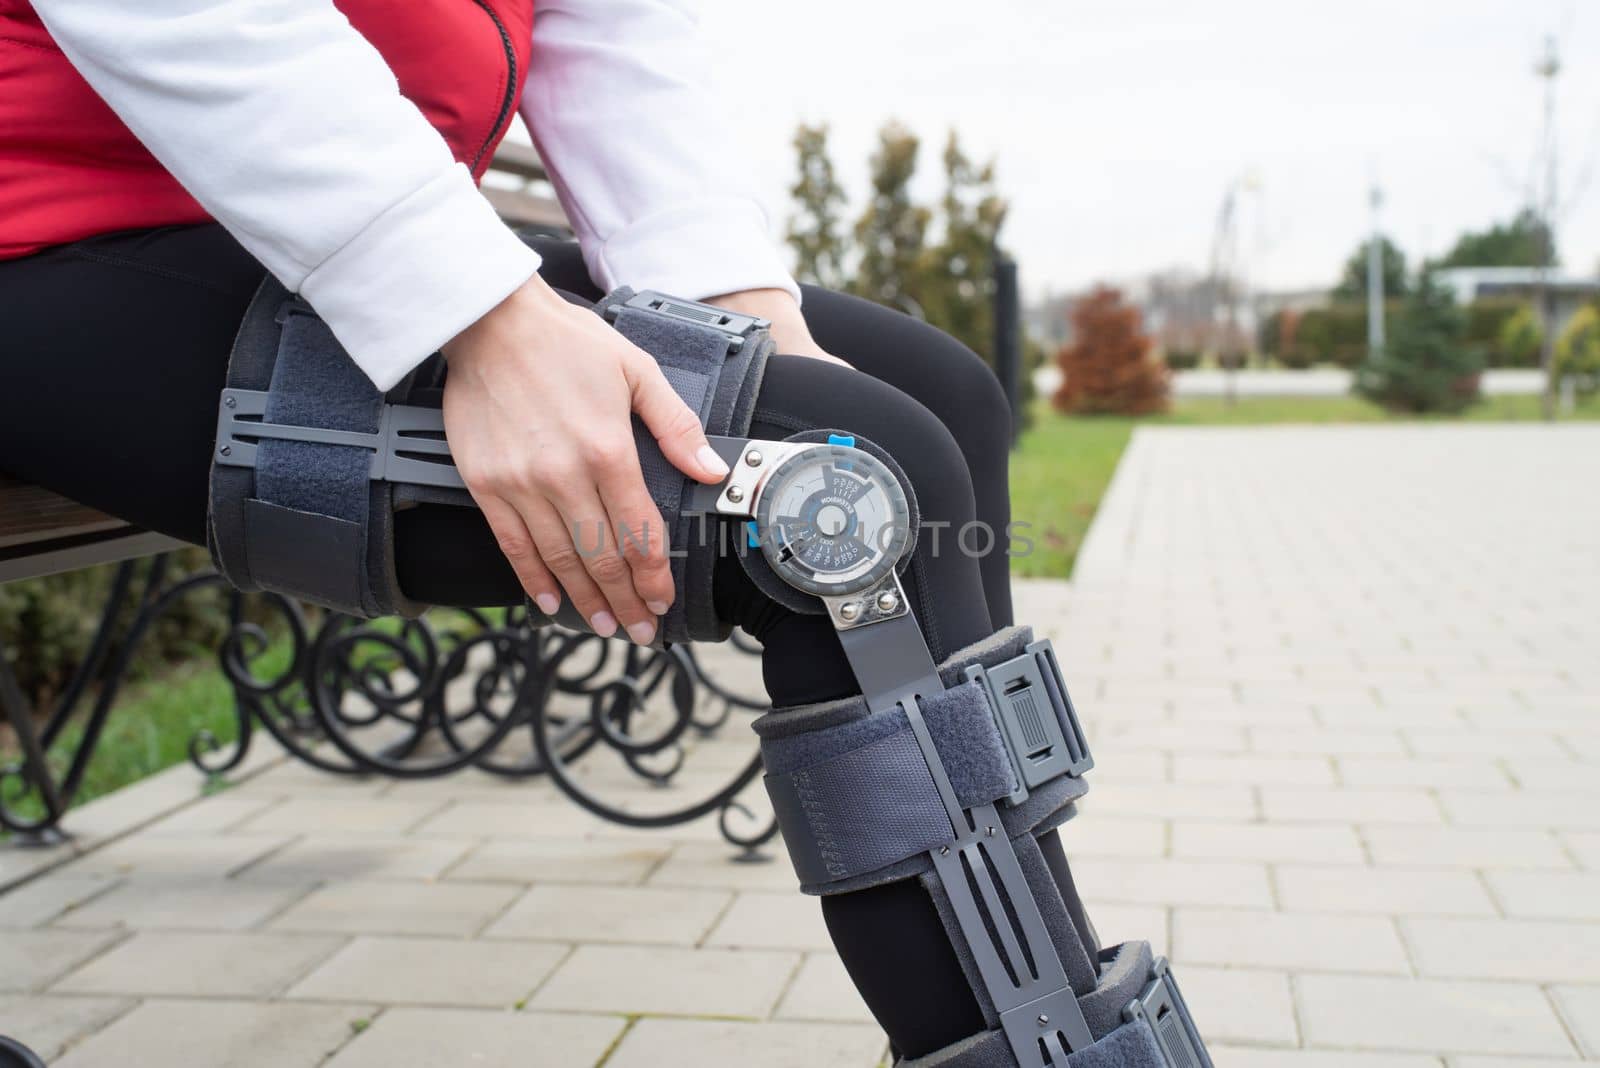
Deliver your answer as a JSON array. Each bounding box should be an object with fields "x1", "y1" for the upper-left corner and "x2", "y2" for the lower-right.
[{"x1": 0, "y1": 224, "x2": 1029, "y2": 1055}]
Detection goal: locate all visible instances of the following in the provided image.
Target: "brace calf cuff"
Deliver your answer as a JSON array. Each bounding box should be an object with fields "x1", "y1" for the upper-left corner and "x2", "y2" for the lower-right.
[{"x1": 755, "y1": 625, "x2": 1092, "y2": 895}]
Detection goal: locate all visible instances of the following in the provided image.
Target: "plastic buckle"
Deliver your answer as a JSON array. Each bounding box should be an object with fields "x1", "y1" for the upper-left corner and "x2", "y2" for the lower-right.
[
  {"x1": 1123, "y1": 957, "x2": 1213, "y2": 1068},
  {"x1": 608, "y1": 290, "x2": 770, "y2": 350},
  {"x1": 963, "y1": 639, "x2": 1093, "y2": 806}
]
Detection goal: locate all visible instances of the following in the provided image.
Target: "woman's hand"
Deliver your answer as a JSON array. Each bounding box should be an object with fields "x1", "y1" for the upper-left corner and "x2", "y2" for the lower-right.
[
  {"x1": 442, "y1": 275, "x2": 730, "y2": 644},
  {"x1": 708, "y1": 288, "x2": 849, "y2": 367}
]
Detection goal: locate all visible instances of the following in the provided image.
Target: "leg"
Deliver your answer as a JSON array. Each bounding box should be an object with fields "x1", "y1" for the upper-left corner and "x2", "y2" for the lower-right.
[
  {"x1": 2, "y1": 228, "x2": 1186, "y2": 1066},
  {"x1": 720, "y1": 355, "x2": 998, "y2": 1052},
  {"x1": 0, "y1": 225, "x2": 265, "y2": 540},
  {"x1": 798, "y1": 286, "x2": 1016, "y2": 627}
]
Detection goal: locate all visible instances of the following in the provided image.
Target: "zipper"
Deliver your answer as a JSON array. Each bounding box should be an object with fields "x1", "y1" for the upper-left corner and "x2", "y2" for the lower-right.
[{"x1": 467, "y1": 0, "x2": 518, "y2": 175}]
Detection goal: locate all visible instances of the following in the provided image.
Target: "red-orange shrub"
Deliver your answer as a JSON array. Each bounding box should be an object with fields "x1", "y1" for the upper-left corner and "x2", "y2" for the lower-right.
[{"x1": 1053, "y1": 286, "x2": 1170, "y2": 415}]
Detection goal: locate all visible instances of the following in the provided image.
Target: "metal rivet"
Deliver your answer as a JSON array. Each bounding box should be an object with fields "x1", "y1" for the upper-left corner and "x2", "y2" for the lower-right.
[
  {"x1": 1037, "y1": 1014, "x2": 1050, "y2": 1026},
  {"x1": 726, "y1": 485, "x2": 744, "y2": 503},
  {"x1": 839, "y1": 601, "x2": 861, "y2": 621},
  {"x1": 219, "y1": 446, "x2": 231, "y2": 456},
  {"x1": 744, "y1": 449, "x2": 763, "y2": 467},
  {"x1": 223, "y1": 395, "x2": 236, "y2": 409},
  {"x1": 876, "y1": 591, "x2": 899, "y2": 613}
]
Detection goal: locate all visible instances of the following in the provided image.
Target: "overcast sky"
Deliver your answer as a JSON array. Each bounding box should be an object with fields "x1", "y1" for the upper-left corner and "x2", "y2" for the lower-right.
[{"x1": 687, "y1": 0, "x2": 1600, "y2": 301}]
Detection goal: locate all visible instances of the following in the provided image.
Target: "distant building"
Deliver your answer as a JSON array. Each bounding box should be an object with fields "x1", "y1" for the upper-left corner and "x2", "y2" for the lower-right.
[
  {"x1": 1433, "y1": 266, "x2": 1600, "y2": 336},
  {"x1": 1252, "y1": 287, "x2": 1330, "y2": 321},
  {"x1": 1027, "y1": 270, "x2": 1251, "y2": 357}
]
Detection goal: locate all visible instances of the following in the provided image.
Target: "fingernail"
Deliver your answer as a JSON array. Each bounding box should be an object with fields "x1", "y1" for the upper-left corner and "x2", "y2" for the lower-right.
[
  {"x1": 647, "y1": 600, "x2": 670, "y2": 616},
  {"x1": 626, "y1": 619, "x2": 657, "y2": 645},
  {"x1": 534, "y1": 592, "x2": 560, "y2": 616},
  {"x1": 696, "y1": 445, "x2": 730, "y2": 478},
  {"x1": 589, "y1": 611, "x2": 617, "y2": 637}
]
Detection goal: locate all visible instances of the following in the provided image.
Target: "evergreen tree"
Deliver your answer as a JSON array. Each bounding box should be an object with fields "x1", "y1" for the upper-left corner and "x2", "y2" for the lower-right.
[
  {"x1": 1332, "y1": 237, "x2": 1408, "y2": 301},
  {"x1": 784, "y1": 124, "x2": 850, "y2": 289},
  {"x1": 1053, "y1": 287, "x2": 1170, "y2": 415},
  {"x1": 851, "y1": 122, "x2": 931, "y2": 314},
  {"x1": 1434, "y1": 209, "x2": 1555, "y2": 270},
  {"x1": 920, "y1": 132, "x2": 1008, "y2": 365},
  {"x1": 1355, "y1": 271, "x2": 1481, "y2": 413}
]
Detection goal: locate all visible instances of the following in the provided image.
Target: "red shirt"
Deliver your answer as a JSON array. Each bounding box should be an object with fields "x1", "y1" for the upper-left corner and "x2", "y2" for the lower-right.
[{"x1": 0, "y1": 0, "x2": 535, "y2": 259}]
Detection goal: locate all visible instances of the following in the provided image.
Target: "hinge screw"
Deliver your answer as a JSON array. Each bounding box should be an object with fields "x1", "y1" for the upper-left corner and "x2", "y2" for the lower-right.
[
  {"x1": 1037, "y1": 1014, "x2": 1050, "y2": 1026},
  {"x1": 938, "y1": 845, "x2": 950, "y2": 856},
  {"x1": 745, "y1": 449, "x2": 763, "y2": 467},
  {"x1": 986, "y1": 826, "x2": 996, "y2": 837},
  {"x1": 224, "y1": 395, "x2": 236, "y2": 409},
  {"x1": 726, "y1": 485, "x2": 744, "y2": 503},
  {"x1": 219, "y1": 446, "x2": 231, "y2": 456}
]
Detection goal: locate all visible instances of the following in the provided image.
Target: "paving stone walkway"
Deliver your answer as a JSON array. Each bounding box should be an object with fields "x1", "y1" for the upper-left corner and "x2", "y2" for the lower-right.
[{"x1": 4, "y1": 424, "x2": 1599, "y2": 1066}]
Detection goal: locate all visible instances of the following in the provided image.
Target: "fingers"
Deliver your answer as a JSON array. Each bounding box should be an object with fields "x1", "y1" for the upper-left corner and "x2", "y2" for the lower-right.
[
  {"x1": 586, "y1": 435, "x2": 674, "y2": 618},
  {"x1": 625, "y1": 351, "x2": 730, "y2": 484},
  {"x1": 471, "y1": 452, "x2": 667, "y2": 645},
  {"x1": 478, "y1": 496, "x2": 560, "y2": 616},
  {"x1": 544, "y1": 481, "x2": 658, "y2": 645},
  {"x1": 519, "y1": 495, "x2": 620, "y2": 638}
]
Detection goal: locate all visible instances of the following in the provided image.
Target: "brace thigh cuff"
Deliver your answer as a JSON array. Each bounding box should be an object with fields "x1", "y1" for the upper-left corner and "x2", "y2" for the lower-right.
[{"x1": 207, "y1": 279, "x2": 772, "y2": 641}]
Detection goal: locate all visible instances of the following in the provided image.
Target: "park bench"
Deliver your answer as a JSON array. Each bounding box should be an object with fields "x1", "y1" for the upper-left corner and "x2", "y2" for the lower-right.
[{"x1": 0, "y1": 146, "x2": 775, "y2": 856}]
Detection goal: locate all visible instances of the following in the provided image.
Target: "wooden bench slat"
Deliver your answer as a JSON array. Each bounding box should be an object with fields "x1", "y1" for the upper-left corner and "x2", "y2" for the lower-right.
[{"x1": 0, "y1": 474, "x2": 129, "y2": 550}]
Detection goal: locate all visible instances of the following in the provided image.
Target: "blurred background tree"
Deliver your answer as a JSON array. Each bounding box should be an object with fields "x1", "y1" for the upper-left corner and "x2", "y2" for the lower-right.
[
  {"x1": 918, "y1": 132, "x2": 1008, "y2": 365},
  {"x1": 1555, "y1": 304, "x2": 1600, "y2": 397},
  {"x1": 783, "y1": 120, "x2": 1029, "y2": 380},
  {"x1": 782, "y1": 121, "x2": 1046, "y2": 423},
  {"x1": 1052, "y1": 286, "x2": 1169, "y2": 415},
  {"x1": 850, "y1": 122, "x2": 932, "y2": 315},
  {"x1": 1432, "y1": 209, "x2": 1555, "y2": 269},
  {"x1": 1332, "y1": 237, "x2": 1408, "y2": 301},
  {"x1": 785, "y1": 124, "x2": 850, "y2": 290},
  {"x1": 1497, "y1": 304, "x2": 1545, "y2": 368},
  {"x1": 1356, "y1": 272, "x2": 1481, "y2": 413}
]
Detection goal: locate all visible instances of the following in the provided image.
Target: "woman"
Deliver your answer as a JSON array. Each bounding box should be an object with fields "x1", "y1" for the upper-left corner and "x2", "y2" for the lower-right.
[{"x1": 0, "y1": 2, "x2": 1133, "y2": 1063}]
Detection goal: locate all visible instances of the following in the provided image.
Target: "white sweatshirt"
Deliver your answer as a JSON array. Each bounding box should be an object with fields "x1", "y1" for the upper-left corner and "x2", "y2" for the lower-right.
[{"x1": 29, "y1": 0, "x2": 799, "y2": 390}]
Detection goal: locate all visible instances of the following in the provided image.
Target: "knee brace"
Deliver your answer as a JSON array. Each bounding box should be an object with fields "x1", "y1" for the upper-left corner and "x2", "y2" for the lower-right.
[{"x1": 206, "y1": 283, "x2": 1213, "y2": 1065}]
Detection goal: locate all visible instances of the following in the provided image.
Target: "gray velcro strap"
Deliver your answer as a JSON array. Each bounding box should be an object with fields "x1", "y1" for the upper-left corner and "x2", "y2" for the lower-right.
[
  {"x1": 246, "y1": 307, "x2": 384, "y2": 615},
  {"x1": 763, "y1": 681, "x2": 1018, "y2": 886},
  {"x1": 761, "y1": 636, "x2": 1093, "y2": 890}
]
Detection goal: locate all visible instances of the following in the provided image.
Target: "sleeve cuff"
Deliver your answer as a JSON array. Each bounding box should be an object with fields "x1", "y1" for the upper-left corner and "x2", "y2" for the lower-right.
[
  {"x1": 590, "y1": 197, "x2": 801, "y2": 307},
  {"x1": 299, "y1": 165, "x2": 542, "y2": 391}
]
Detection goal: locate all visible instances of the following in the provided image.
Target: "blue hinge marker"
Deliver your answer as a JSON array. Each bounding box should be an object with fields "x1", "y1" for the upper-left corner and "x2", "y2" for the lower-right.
[
  {"x1": 828, "y1": 433, "x2": 856, "y2": 471},
  {"x1": 746, "y1": 520, "x2": 760, "y2": 548}
]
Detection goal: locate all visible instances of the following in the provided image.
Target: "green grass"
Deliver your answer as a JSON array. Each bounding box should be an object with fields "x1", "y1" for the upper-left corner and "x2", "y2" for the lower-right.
[
  {"x1": 1, "y1": 637, "x2": 294, "y2": 828},
  {"x1": 0, "y1": 608, "x2": 506, "y2": 829},
  {"x1": 1010, "y1": 414, "x2": 1136, "y2": 579},
  {"x1": 1010, "y1": 391, "x2": 1600, "y2": 578}
]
